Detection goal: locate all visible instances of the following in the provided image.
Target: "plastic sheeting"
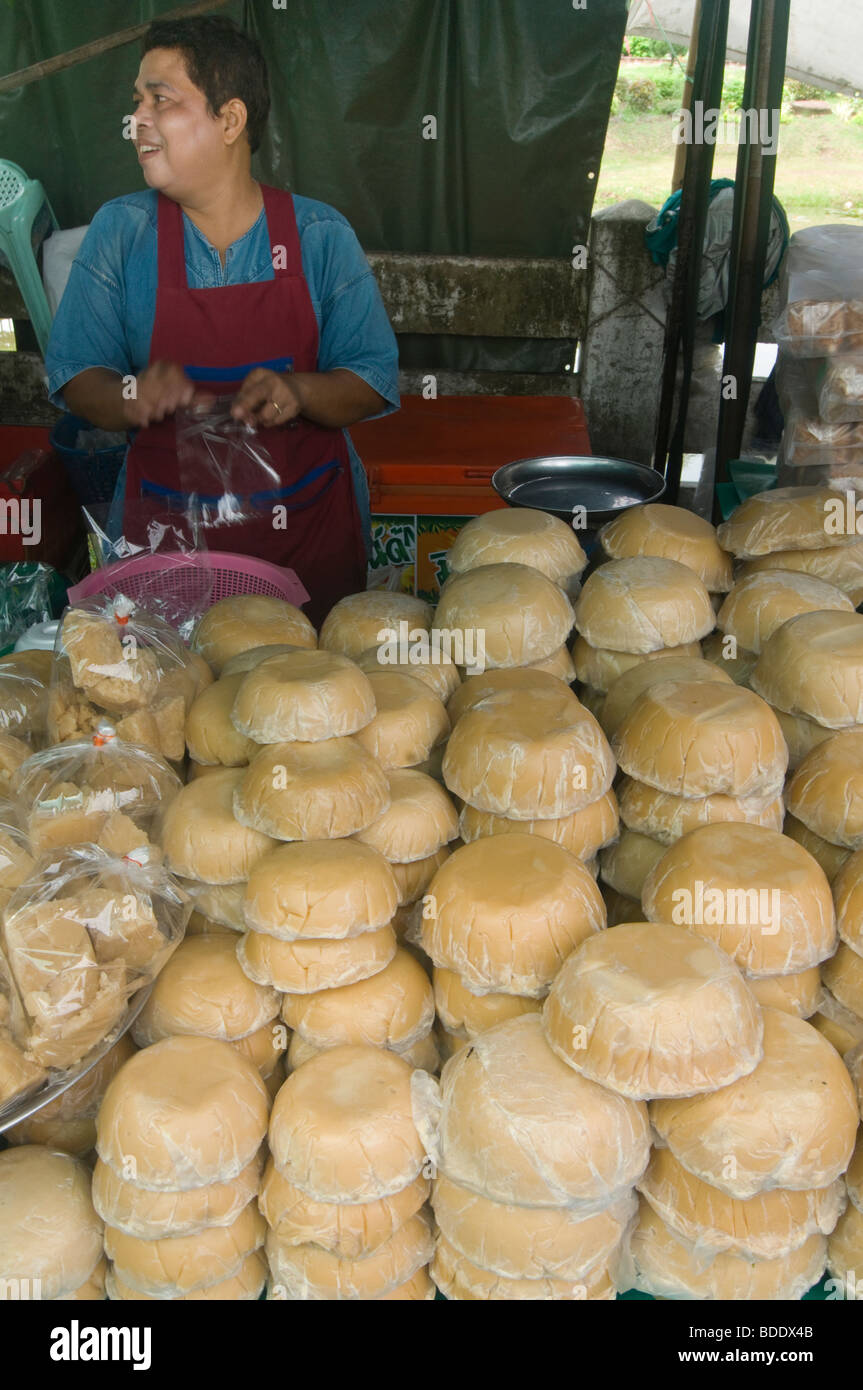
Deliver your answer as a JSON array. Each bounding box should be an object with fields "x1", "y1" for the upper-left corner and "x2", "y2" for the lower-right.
[
  {"x1": 0, "y1": 0, "x2": 627, "y2": 372},
  {"x1": 628, "y1": 0, "x2": 863, "y2": 96}
]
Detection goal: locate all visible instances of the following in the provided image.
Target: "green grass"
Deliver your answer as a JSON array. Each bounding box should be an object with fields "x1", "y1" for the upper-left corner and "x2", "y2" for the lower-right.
[
  {"x1": 601, "y1": 58, "x2": 863, "y2": 228},
  {"x1": 597, "y1": 107, "x2": 863, "y2": 229}
]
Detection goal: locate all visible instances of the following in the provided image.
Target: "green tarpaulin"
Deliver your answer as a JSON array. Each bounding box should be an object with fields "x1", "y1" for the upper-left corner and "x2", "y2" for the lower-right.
[{"x1": 0, "y1": 0, "x2": 627, "y2": 370}]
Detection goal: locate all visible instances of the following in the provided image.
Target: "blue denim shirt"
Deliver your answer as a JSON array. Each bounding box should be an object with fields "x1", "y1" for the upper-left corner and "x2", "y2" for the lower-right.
[{"x1": 44, "y1": 189, "x2": 400, "y2": 549}]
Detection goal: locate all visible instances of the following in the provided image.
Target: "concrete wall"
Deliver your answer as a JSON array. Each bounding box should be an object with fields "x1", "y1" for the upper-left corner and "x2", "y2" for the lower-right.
[
  {"x1": 579, "y1": 198, "x2": 782, "y2": 467},
  {"x1": 0, "y1": 203, "x2": 783, "y2": 458}
]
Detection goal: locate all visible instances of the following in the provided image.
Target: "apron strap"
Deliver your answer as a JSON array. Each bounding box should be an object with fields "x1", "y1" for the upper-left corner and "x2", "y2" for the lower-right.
[
  {"x1": 156, "y1": 192, "x2": 187, "y2": 290},
  {"x1": 156, "y1": 184, "x2": 304, "y2": 290},
  {"x1": 260, "y1": 185, "x2": 304, "y2": 279}
]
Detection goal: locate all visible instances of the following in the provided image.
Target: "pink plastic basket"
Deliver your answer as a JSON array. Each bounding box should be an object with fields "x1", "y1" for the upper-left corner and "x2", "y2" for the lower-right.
[{"x1": 66, "y1": 551, "x2": 310, "y2": 610}]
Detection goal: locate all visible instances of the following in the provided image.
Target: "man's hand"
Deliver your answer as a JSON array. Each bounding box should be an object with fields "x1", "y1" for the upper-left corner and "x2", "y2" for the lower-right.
[
  {"x1": 123, "y1": 360, "x2": 201, "y2": 428},
  {"x1": 231, "y1": 369, "x2": 303, "y2": 428}
]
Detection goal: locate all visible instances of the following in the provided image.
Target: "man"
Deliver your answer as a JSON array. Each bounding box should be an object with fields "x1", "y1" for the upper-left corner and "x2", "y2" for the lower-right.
[{"x1": 45, "y1": 15, "x2": 399, "y2": 624}]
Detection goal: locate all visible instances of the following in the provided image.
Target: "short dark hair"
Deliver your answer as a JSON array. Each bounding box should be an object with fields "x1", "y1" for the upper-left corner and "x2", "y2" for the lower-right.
[{"x1": 142, "y1": 16, "x2": 270, "y2": 153}]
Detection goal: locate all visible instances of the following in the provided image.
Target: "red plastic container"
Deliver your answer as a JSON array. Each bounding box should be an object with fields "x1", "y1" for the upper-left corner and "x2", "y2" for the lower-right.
[
  {"x1": 352, "y1": 395, "x2": 592, "y2": 515},
  {"x1": 351, "y1": 394, "x2": 592, "y2": 597}
]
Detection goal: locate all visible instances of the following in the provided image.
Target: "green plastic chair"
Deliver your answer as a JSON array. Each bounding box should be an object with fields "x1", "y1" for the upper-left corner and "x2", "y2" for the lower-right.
[{"x1": 0, "y1": 160, "x2": 59, "y2": 356}]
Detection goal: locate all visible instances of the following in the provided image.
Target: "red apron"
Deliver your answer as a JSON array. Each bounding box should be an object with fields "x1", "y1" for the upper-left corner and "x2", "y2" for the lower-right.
[{"x1": 124, "y1": 184, "x2": 367, "y2": 627}]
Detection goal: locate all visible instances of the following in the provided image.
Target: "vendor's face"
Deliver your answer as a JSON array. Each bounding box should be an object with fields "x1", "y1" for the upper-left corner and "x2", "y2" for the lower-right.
[{"x1": 131, "y1": 48, "x2": 234, "y2": 199}]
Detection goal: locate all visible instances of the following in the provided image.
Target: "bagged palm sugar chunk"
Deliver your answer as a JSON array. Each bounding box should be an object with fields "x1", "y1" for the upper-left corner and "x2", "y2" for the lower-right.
[
  {"x1": 192, "y1": 594, "x2": 316, "y2": 674},
  {"x1": 448, "y1": 507, "x2": 587, "y2": 588},
  {"x1": 3, "y1": 844, "x2": 188, "y2": 1070},
  {"x1": 97, "y1": 1035, "x2": 269, "y2": 1191},
  {"x1": 0, "y1": 1146, "x2": 103, "y2": 1300},
  {"x1": 434, "y1": 563, "x2": 574, "y2": 669},
  {"x1": 599, "y1": 503, "x2": 732, "y2": 592},
  {"x1": 420, "y1": 834, "x2": 605, "y2": 998},
  {"x1": 434, "y1": 1014, "x2": 650, "y2": 1210},
  {"x1": 637, "y1": 1147, "x2": 845, "y2": 1262},
  {"x1": 621, "y1": 1200, "x2": 827, "y2": 1300},
  {"x1": 233, "y1": 737, "x2": 390, "y2": 841},
  {"x1": 268, "y1": 1044, "x2": 429, "y2": 1203},
  {"x1": 613, "y1": 680, "x2": 787, "y2": 799},
  {"x1": 4, "y1": 1034, "x2": 135, "y2": 1156},
  {"x1": 20, "y1": 726, "x2": 180, "y2": 855},
  {"x1": 444, "y1": 686, "x2": 614, "y2": 819},
  {"x1": 543, "y1": 921, "x2": 763, "y2": 1099},
  {"x1": 651, "y1": 1009, "x2": 858, "y2": 1199},
  {"x1": 574, "y1": 557, "x2": 714, "y2": 654},
  {"x1": 231, "y1": 649, "x2": 376, "y2": 744},
  {"x1": 641, "y1": 822, "x2": 836, "y2": 976},
  {"x1": 0, "y1": 648, "x2": 52, "y2": 740},
  {"x1": 320, "y1": 591, "x2": 432, "y2": 662}
]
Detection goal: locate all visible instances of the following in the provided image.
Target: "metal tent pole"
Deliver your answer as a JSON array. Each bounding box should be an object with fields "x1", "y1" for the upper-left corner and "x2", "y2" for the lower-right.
[
  {"x1": 713, "y1": 0, "x2": 790, "y2": 511},
  {"x1": 653, "y1": 0, "x2": 730, "y2": 503}
]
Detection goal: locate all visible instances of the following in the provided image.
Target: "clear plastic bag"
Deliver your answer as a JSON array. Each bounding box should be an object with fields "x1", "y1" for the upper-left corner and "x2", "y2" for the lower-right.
[
  {"x1": 82, "y1": 504, "x2": 215, "y2": 641},
  {"x1": 1, "y1": 842, "x2": 190, "y2": 1074},
  {"x1": 818, "y1": 356, "x2": 863, "y2": 425},
  {"x1": 774, "y1": 226, "x2": 863, "y2": 357},
  {"x1": 176, "y1": 403, "x2": 281, "y2": 531},
  {"x1": 15, "y1": 724, "x2": 181, "y2": 856},
  {"x1": 0, "y1": 940, "x2": 46, "y2": 1111},
  {"x1": 0, "y1": 814, "x2": 36, "y2": 916},
  {"x1": 84, "y1": 502, "x2": 202, "y2": 570},
  {"x1": 49, "y1": 595, "x2": 213, "y2": 760},
  {"x1": 775, "y1": 352, "x2": 863, "y2": 477},
  {"x1": 0, "y1": 647, "x2": 53, "y2": 743},
  {"x1": 780, "y1": 415, "x2": 863, "y2": 472},
  {"x1": 0, "y1": 562, "x2": 62, "y2": 654}
]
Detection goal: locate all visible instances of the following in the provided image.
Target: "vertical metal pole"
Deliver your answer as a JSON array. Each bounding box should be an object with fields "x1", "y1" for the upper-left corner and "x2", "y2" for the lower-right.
[
  {"x1": 653, "y1": 0, "x2": 730, "y2": 501},
  {"x1": 671, "y1": 0, "x2": 702, "y2": 194},
  {"x1": 713, "y1": 0, "x2": 790, "y2": 509}
]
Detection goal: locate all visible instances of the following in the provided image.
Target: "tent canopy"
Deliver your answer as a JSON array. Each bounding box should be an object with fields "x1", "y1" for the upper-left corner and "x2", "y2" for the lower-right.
[{"x1": 627, "y1": 0, "x2": 863, "y2": 95}]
